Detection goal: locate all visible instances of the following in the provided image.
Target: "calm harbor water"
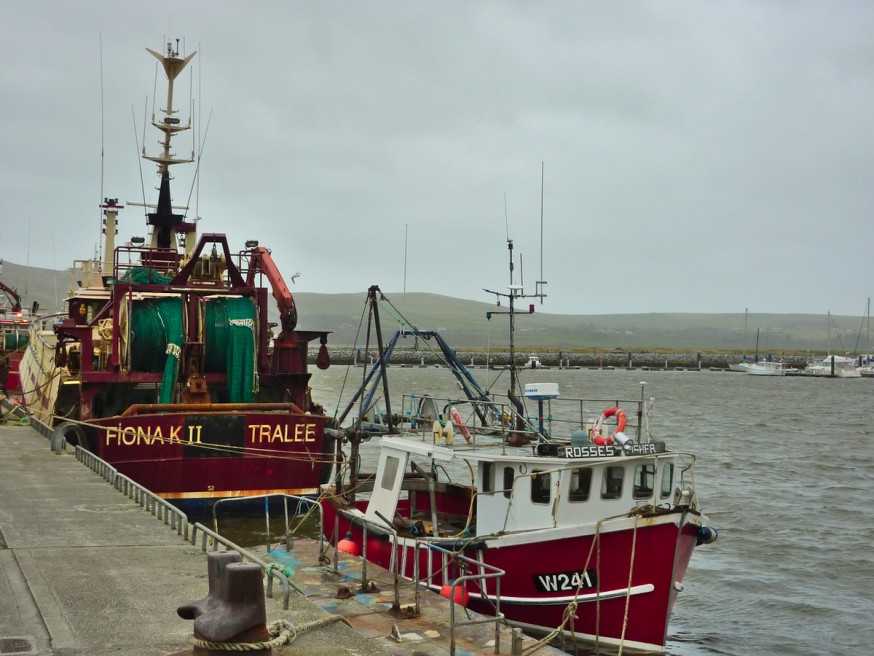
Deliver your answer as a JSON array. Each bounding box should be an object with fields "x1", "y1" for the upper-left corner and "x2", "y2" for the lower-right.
[{"x1": 263, "y1": 364, "x2": 874, "y2": 655}]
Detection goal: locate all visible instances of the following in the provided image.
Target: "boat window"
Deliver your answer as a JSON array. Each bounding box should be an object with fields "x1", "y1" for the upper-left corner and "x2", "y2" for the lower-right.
[
  {"x1": 601, "y1": 466, "x2": 625, "y2": 500},
  {"x1": 531, "y1": 470, "x2": 551, "y2": 504},
  {"x1": 633, "y1": 464, "x2": 656, "y2": 499},
  {"x1": 381, "y1": 455, "x2": 400, "y2": 491},
  {"x1": 482, "y1": 462, "x2": 493, "y2": 494},
  {"x1": 503, "y1": 466, "x2": 515, "y2": 499},
  {"x1": 568, "y1": 468, "x2": 592, "y2": 502},
  {"x1": 660, "y1": 463, "x2": 674, "y2": 498}
]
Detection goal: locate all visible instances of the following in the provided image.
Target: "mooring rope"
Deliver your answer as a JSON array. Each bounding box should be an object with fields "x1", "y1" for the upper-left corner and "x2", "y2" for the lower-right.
[
  {"x1": 190, "y1": 615, "x2": 351, "y2": 651},
  {"x1": 617, "y1": 514, "x2": 640, "y2": 656}
]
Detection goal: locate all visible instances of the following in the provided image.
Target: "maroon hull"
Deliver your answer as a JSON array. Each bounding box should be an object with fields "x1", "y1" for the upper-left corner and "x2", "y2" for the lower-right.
[
  {"x1": 323, "y1": 499, "x2": 698, "y2": 651},
  {"x1": 88, "y1": 412, "x2": 334, "y2": 502}
]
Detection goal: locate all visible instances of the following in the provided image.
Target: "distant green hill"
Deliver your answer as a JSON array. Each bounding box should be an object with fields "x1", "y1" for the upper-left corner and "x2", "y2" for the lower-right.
[
  {"x1": 2, "y1": 259, "x2": 866, "y2": 354},
  {"x1": 292, "y1": 291, "x2": 863, "y2": 353}
]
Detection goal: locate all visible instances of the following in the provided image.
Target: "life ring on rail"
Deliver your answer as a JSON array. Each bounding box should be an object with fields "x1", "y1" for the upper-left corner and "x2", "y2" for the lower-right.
[{"x1": 591, "y1": 407, "x2": 626, "y2": 446}]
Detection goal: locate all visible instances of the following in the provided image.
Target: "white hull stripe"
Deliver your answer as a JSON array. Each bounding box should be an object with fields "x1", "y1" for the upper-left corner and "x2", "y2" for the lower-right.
[{"x1": 424, "y1": 582, "x2": 654, "y2": 606}]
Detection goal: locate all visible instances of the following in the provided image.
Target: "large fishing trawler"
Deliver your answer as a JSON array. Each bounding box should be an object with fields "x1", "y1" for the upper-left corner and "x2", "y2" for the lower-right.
[{"x1": 18, "y1": 42, "x2": 335, "y2": 510}]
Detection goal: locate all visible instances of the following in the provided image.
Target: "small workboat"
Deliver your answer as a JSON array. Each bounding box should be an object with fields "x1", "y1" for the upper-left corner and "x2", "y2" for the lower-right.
[{"x1": 322, "y1": 240, "x2": 716, "y2": 653}]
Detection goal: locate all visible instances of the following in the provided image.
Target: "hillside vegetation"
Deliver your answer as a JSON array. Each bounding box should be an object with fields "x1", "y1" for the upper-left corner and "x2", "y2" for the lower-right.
[{"x1": 2, "y1": 260, "x2": 867, "y2": 354}]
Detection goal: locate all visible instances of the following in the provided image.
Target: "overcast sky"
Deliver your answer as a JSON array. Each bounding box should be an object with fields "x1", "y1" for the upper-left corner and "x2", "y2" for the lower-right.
[{"x1": 2, "y1": 1, "x2": 872, "y2": 317}]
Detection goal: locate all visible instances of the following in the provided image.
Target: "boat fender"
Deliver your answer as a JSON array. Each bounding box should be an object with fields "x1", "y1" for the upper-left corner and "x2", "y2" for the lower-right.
[
  {"x1": 432, "y1": 420, "x2": 443, "y2": 445},
  {"x1": 338, "y1": 531, "x2": 360, "y2": 555},
  {"x1": 440, "y1": 582, "x2": 469, "y2": 606},
  {"x1": 697, "y1": 526, "x2": 718, "y2": 545},
  {"x1": 591, "y1": 407, "x2": 627, "y2": 446},
  {"x1": 51, "y1": 421, "x2": 88, "y2": 454},
  {"x1": 443, "y1": 420, "x2": 454, "y2": 446}
]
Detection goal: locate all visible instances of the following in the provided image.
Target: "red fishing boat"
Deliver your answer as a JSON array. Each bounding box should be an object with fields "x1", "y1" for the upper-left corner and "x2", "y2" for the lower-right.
[
  {"x1": 321, "y1": 245, "x2": 717, "y2": 653},
  {"x1": 0, "y1": 270, "x2": 34, "y2": 396},
  {"x1": 18, "y1": 41, "x2": 334, "y2": 510}
]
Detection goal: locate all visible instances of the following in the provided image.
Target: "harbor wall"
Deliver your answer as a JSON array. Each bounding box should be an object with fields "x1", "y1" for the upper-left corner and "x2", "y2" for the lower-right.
[{"x1": 314, "y1": 348, "x2": 814, "y2": 370}]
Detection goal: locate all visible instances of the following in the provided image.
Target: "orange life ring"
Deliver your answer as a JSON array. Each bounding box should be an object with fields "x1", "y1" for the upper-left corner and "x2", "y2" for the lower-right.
[{"x1": 592, "y1": 407, "x2": 627, "y2": 446}]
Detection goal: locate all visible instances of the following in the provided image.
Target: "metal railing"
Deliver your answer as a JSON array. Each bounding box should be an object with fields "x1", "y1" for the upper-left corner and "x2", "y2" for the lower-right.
[
  {"x1": 402, "y1": 391, "x2": 649, "y2": 442},
  {"x1": 65, "y1": 435, "x2": 515, "y2": 651},
  {"x1": 413, "y1": 540, "x2": 506, "y2": 656},
  {"x1": 71, "y1": 444, "x2": 295, "y2": 609},
  {"x1": 212, "y1": 493, "x2": 325, "y2": 556}
]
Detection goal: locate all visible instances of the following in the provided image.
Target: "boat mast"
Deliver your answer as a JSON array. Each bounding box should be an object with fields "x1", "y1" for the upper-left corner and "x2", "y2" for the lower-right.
[
  {"x1": 142, "y1": 40, "x2": 197, "y2": 255},
  {"x1": 484, "y1": 238, "x2": 546, "y2": 434}
]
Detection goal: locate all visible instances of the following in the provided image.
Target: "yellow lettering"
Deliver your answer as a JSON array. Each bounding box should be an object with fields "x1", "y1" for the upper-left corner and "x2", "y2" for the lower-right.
[
  {"x1": 272, "y1": 425, "x2": 285, "y2": 443},
  {"x1": 187, "y1": 425, "x2": 202, "y2": 444},
  {"x1": 136, "y1": 426, "x2": 152, "y2": 445},
  {"x1": 294, "y1": 423, "x2": 316, "y2": 443},
  {"x1": 169, "y1": 426, "x2": 182, "y2": 444},
  {"x1": 248, "y1": 425, "x2": 260, "y2": 443},
  {"x1": 259, "y1": 425, "x2": 271, "y2": 443},
  {"x1": 105, "y1": 425, "x2": 122, "y2": 446},
  {"x1": 122, "y1": 427, "x2": 137, "y2": 446}
]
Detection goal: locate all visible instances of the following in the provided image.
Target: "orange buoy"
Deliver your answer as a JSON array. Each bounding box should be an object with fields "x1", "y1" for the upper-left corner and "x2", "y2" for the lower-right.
[
  {"x1": 337, "y1": 533, "x2": 360, "y2": 555},
  {"x1": 440, "y1": 584, "x2": 469, "y2": 606}
]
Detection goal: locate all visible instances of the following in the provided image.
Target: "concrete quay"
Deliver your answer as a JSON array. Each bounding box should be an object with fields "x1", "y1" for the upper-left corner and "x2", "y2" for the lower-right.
[
  {"x1": 0, "y1": 422, "x2": 384, "y2": 656},
  {"x1": 0, "y1": 422, "x2": 560, "y2": 656}
]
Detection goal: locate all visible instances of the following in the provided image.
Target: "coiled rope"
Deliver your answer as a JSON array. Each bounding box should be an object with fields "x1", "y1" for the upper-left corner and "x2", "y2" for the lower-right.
[{"x1": 190, "y1": 615, "x2": 351, "y2": 651}]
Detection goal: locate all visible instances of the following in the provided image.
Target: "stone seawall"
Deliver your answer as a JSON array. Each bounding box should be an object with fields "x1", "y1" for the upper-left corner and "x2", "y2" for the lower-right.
[{"x1": 312, "y1": 348, "x2": 812, "y2": 370}]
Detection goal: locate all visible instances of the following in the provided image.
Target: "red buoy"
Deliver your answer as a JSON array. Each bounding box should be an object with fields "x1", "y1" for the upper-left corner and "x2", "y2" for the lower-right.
[
  {"x1": 337, "y1": 536, "x2": 359, "y2": 556},
  {"x1": 440, "y1": 584, "x2": 469, "y2": 606}
]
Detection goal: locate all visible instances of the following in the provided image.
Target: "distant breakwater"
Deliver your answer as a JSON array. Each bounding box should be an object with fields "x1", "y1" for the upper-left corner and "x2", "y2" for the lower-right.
[{"x1": 315, "y1": 348, "x2": 813, "y2": 370}]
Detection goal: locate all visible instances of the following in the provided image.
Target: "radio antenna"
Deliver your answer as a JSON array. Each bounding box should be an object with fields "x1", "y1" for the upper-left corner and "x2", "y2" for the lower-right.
[
  {"x1": 98, "y1": 33, "x2": 105, "y2": 259},
  {"x1": 536, "y1": 161, "x2": 547, "y2": 304},
  {"x1": 503, "y1": 192, "x2": 511, "y2": 242}
]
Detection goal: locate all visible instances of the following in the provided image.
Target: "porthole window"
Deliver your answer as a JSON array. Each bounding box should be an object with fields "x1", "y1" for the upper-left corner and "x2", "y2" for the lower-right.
[
  {"x1": 601, "y1": 466, "x2": 625, "y2": 500},
  {"x1": 660, "y1": 463, "x2": 674, "y2": 498},
  {"x1": 633, "y1": 464, "x2": 655, "y2": 499},
  {"x1": 531, "y1": 470, "x2": 551, "y2": 504},
  {"x1": 569, "y1": 468, "x2": 592, "y2": 502}
]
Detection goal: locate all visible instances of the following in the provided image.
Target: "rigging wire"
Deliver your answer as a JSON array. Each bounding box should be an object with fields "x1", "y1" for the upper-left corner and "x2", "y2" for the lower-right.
[
  {"x1": 132, "y1": 102, "x2": 148, "y2": 216},
  {"x1": 98, "y1": 33, "x2": 105, "y2": 259}
]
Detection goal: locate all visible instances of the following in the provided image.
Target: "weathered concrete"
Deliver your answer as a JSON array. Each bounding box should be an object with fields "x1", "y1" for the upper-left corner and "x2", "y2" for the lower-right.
[{"x1": 0, "y1": 423, "x2": 387, "y2": 656}]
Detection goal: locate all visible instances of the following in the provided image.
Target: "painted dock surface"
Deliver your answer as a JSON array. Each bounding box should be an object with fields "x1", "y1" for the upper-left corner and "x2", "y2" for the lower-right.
[
  {"x1": 0, "y1": 421, "x2": 562, "y2": 656},
  {"x1": 263, "y1": 539, "x2": 560, "y2": 656}
]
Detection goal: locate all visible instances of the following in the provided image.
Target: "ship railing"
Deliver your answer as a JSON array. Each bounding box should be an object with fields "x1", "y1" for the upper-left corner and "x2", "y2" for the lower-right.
[
  {"x1": 70, "y1": 258, "x2": 103, "y2": 289},
  {"x1": 112, "y1": 246, "x2": 183, "y2": 281},
  {"x1": 398, "y1": 394, "x2": 532, "y2": 442},
  {"x1": 337, "y1": 510, "x2": 506, "y2": 656},
  {"x1": 400, "y1": 392, "x2": 649, "y2": 443},
  {"x1": 74, "y1": 445, "x2": 191, "y2": 539},
  {"x1": 29, "y1": 312, "x2": 66, "y2": 334},
  {"x1": 211, "y1": 493, "x2": 325, "y2": 557},
  {"x1": 413, "y1": 540, "x2": 505, "y2": 656},
  {"x1": 72, "y1": 445, "x2": 297, "y2": 609}
]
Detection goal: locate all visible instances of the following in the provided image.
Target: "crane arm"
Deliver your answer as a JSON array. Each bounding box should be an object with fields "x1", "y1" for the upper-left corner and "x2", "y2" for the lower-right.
[
  {"x1": 0, "y1": 280, "x2": 22, "y2": 312},
  {"x1": 246, "y1": 247, "x2": 297, "y2": 334}
]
